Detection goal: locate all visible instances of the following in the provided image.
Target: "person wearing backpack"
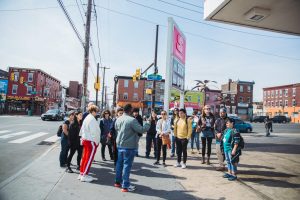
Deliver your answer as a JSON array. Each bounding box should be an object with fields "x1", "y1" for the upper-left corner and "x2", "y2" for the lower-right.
[
  {"x1": 59, "y1": 111, "x2": 75, "y2": 167},
  {"x1": 222, "y1": 118, "x2": 242, "y2": 181},
  {"x1": 66, "y1": 111, "x2": 83, "y2": 173},
  {"x1": 174, "y1": 108, "x2": 192, "y2": 169},
  {"x1": 198, "y1": 105, "x2": 215, "y2": 165},
  {"x1": 190, "y1": 111, "x2": 200, "y2": 154},
  {"x1": 214, "y1": 108, "x2": 229, "y2": 171}
]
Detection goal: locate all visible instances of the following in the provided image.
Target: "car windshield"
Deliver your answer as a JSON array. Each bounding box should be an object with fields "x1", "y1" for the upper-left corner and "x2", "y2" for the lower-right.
[{"x1": 46, "y1": 109, "x2": 58, "y2": 114}]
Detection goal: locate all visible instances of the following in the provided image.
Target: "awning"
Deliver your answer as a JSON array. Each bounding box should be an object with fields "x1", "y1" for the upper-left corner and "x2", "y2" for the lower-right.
[{"x1": 117, "y1": 101, "x2": 144, "y2": 108}]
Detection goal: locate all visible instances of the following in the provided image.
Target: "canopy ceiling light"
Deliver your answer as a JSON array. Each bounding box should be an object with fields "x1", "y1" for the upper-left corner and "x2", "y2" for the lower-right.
[{"x1": 244, "y1": 7, "x2": 271, "y2": 22}]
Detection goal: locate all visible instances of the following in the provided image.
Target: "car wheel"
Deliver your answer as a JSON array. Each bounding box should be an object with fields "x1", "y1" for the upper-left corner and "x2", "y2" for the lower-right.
[
  {"x1": 283, "y1": 120, "x2": 286, "y2": 124},
  {"x1": 42, "y1": 118, "x2": 45, "y2": 121},
  {"x1": 246, "y1": 128, "x2": 251, "y2": 133}
]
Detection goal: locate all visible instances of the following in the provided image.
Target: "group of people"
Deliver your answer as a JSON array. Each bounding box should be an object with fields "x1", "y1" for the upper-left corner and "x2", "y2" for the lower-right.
[{"x1": 58, "y1": 102, "x2": 243, "y2": 193}]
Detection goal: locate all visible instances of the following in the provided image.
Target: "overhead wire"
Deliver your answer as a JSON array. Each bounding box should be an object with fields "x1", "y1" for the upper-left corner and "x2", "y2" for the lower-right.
[
  {"x1": 126, "y1": 0, "x2": 299, "y2": 40},
  {"x1": 93, "y1": 0, "x2": 103, "y2": 67},
  {"x1": 176, "y1": 0, "x2": 203, "y2": 9},
  {"x1": 157, "y1": 0, "x2": 203, "y2": 14},
  {"x1": 96, "y1": 5, "x2": 300, "y2": 61},
  {"x1": 57, "y1": 0, "x2": 85, "y2": 47}
]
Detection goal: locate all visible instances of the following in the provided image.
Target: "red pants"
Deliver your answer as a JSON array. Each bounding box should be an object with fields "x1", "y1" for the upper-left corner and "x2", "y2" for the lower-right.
[{"x1": 80, "y1": 140, "x2": 98, "y2": 176}]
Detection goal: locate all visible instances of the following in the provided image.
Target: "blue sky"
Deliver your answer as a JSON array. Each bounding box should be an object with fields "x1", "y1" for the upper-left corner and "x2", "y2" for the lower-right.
[{"x1": 0, "y1": 0, "x2": 299, "y2": 103}]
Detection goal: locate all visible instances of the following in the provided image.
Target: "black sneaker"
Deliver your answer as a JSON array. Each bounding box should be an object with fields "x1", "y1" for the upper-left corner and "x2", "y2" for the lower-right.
[
  {"x1": 162, "y1": 162, "x2": 166, "y2": 167},
  {"x1": 153, "y1": 161, "x2": 160, "y2": 165},
  {"x1": 66, "y1": 167, "x2": 74, "y2": 173},
  {"x1": 102, "y1": 158, "x2": 107, "y2": 161}
]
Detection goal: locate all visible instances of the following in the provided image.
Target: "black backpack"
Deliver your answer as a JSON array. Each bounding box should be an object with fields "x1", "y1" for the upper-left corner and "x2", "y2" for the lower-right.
[
  {"x1": 231, "y1": 130, "x2": 244, "y2": 149},
  {"x1": 57, "y1": 125, "x2": 63, "y2": 137}
]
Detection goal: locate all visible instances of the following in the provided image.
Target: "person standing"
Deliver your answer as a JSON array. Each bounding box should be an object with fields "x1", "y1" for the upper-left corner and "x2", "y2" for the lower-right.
[
  {"x1": 110, "y1": 108, "x2": 124, "y2": 171},
  {"x1": 264, "y1": 116, "x2": 273, "y2": 137},
  {"x1": 132, "y1": 108, "x2": 143, "y2": 157},
  {"x1": 59, "y1": 111, "x2": 75, "y2": 167},
  {"x1": 214, "y1": 108, "x2": 229, "y2": 171},
  {"x1": 154, "y1": 110, "x2": 171, "y2": 166},
  {"x1": 170, "y1": 108, "x2": 179, "y2": 157},
  {"x1": 145, "y1": 111, "x2": 158, "y2": 159},
  {"x1": 199, "y1": 105, "x2": 215, "y2": 165},
  {"x1": 79, "y1": 105, "x2": 101, "y2": 182},
  {"x1": 100, "y1": 110, "x2": 113, "y2": 161},
  {"x1": 114, "y1": 104, "x2": 150, "y2": 192},
  {"x1": 174, "y1": 108, "x2": 192, "y2": 169},
  {"x1": 223, "y1": 118, "x2": 241, "y2": 181},
  {"x1": 190, "y1": 111, "x2": 200, "y2": 154},
  {"x1": 66, "y1": 111, "x2": 83, "y2": 173}
]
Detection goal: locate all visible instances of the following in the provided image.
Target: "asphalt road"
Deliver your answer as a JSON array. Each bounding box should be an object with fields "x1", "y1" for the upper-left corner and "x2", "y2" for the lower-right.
[
  {"x1": 250, "y1": 122, "x2": 300, "y2": 134},
  {"x1": 0, "y1": 116, "x2": 62, "y2": 184}
]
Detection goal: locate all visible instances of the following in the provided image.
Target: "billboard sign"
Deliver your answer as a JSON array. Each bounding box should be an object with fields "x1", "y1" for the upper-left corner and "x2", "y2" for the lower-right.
[
  {"x1": 0, "y1": 79, "x2": 8, "y2": 102},
  {"x1": 173, "y1": 26, "x2": 186, "y2": 64}
]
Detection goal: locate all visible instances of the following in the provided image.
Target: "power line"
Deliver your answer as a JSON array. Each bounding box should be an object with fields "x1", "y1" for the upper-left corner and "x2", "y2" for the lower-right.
[
  {"x1": 75, "y1": 0, "x2": 85, "y2": 24},
  {"x1": 126, "y1": 0, "x2": 299, "y2": 40},
  {"x1": 96, "y1": 5, "x2": 300, "y2": 61},
  {"x1": 93, "y1": 0, "x2": 103, "y2": 67},
  {"x1": 57, "y1": 0, "x2": 85, "y2": 47},
  {"x1": 157, "y1": 0, "x2": 203, "y2": 14},
  {"x1": 0, "y1": 5, "x2": 76, "y2": 12},
  {"x1": 176, "y1": 0, "x2": 203, "y2": 9}
]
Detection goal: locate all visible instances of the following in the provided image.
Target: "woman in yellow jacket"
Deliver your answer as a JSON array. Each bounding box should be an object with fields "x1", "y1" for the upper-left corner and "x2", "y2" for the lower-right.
[{"x1": 174, "y1": 108, "x2": 193, "y2": 169}]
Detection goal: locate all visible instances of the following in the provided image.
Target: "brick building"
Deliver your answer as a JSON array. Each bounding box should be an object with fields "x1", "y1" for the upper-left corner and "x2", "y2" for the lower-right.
[
  {"x1": 6, "y1": 67, "x2": 61, "y2": 115},
  {"x1": 221, "y1": 79, "x2": 255, "y2": 120},
  {"x1": 205, "y1": 89, "x2": 221, "y2": 114},
  {"x1": 68, "y1": 81, "x2": 82, "y2": 99},
  {"x1": 115, "y1": 76, "x2": 145, "y2": 109},
  {"x1": 263, "y1": 83, "x2": 300, "y2": 123}
]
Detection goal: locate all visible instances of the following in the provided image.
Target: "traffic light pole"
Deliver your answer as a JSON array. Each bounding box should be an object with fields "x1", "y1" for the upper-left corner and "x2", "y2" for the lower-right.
[
  {"x1": 95, "y1": 63, "x2": 100, "y2": 106},
  {"x1": 151, "y1": 25, "x2": 159, "y2": 110}
]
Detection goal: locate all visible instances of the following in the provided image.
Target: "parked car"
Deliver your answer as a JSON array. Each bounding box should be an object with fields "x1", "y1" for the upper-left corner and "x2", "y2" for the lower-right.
[
  {"x1": 271, "y1": 116, "x2": 290, "y2": 123},
  {"x1": 41, "y1": 109, "x2": 64, "y2": 121},
  {"x1": 230, "y1": 117, "x2": 253, "y2": 133},
  {"x1": 251, "y1": 116, "x2": 267, "y2": 123}
]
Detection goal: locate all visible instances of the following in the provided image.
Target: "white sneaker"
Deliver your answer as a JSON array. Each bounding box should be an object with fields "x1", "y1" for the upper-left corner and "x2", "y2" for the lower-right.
[
  {"x1": 122, "y1": 185, "x2": 136, "y2": 192},
  {"x1": 77, "y1": 174, "x2": 82, "y2": 180},
  {"x1": 80, "y1": 175, "x2": 94, "y2": 182},
  {"x1": 174, "y1": 162, "x2": 181, "y2": 167},
  {"x1": 181, "y1": 163, "x2": 186, "y2": 169}
]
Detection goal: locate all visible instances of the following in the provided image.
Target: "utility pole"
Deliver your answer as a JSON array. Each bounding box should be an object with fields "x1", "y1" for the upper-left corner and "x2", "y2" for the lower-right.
[
  {"x1": 81, "y1": 0, "x2": 93, "y2": 111},
  {"x1": 113, "y1": 76, "x2": 118, "y2": 109},
  {"x1": 151, "y1": 25, "x2": 159, "y2": 110},
  {"x1": 228, "y1": 79, "x2": 232, "y2": 114},
  {"x1": 104, "y1": 86, "x2": 107, "y2": 109},
  {"x1": 101, "y1": 66, "x2": 110, "y2": 111},
  {"x1": 95, "y1": 63, "x2": 100, "y2": 106}
]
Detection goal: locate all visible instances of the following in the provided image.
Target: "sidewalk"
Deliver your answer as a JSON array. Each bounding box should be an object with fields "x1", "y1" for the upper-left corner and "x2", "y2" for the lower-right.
[{"x1": 0, "y1": 133, "x2": 299, "y2": 200}]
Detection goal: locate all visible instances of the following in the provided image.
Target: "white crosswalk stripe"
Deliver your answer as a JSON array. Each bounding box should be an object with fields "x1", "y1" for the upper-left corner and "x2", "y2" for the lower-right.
[
  {"x1": 0, "y1": 130, "x2": 11, "y2": 135},
  {"x1": 0, "y1": 131, "x2": 30, "y2": 139},
  {"x1": 43, "y1": 135, "x2": 60, "y2": 143},
  {"x1": 9, "y1": 132, "x2": 49, "y2": 144}
]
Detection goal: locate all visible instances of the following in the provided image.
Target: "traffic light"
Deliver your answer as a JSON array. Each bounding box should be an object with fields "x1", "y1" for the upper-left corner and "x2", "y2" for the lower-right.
[
  {"x1": 94, "y1": 77, "x2": 101, "y2": 90},
  {"x1": 20, "y1": 77, "x2": 23, "y2": 84},
  {"x1": 10, "y1": 72, "x2": 14, "y2": 81},
  {"x1": 136, "y1": 68, "x2": 141, "y2": 78},
  {"x1": 132, "y1": 75, "x2": 137, "y2": 82}
]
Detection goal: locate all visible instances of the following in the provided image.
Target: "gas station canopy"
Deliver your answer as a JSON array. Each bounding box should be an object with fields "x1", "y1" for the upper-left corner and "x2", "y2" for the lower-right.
[{"x1": 204, "y1": 0, "x2": 300, "y2": 36}]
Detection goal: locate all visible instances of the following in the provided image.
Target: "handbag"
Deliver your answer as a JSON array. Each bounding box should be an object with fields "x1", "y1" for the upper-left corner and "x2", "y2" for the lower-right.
[{"x1": 162, "y1": 134, "x2": 171, "y2": 145}]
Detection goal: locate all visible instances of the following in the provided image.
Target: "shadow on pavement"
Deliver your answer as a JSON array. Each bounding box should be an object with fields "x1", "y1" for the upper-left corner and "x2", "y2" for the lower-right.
[
  {"x1": 245, "y1": 143, "x2": 300, "y2": 154},
  {"x1": 240, "y1": 177, "x2": 300, "y2": 188},
  {"x1": 239, "y1": 164, "x2": 275, "y2": 170},
  {"x1": 239, "y1": 170, "x2": 297, "y2": 178}
]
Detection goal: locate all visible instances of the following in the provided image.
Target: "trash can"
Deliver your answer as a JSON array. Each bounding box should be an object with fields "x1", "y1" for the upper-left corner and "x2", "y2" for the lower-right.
[{"x1": 28, "y1": 110, "x2": 32, "y2": 116}]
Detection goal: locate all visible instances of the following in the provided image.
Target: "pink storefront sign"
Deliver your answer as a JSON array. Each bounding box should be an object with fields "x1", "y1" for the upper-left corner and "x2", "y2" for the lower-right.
[{"x1": 173, "y1": 26, "x2": 186, "y2": 64}]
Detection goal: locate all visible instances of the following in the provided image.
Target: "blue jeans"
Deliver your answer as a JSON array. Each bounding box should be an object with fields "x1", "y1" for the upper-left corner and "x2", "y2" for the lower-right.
[
  {"x1": 191, "y1": 131, "x2": 200, "y2": 150},
  {"x1": 59, "y1": 134, "x2": 69, "y2": 166},
  {"x1": 115, "y1": 148, "x2": 136, "y2": 188},
  {"x1": 171, "y1": 135, "x2": 176, "y2": 154},
  {"x1": 224, "y1": 151, "x2": 237, "y2": 173}
]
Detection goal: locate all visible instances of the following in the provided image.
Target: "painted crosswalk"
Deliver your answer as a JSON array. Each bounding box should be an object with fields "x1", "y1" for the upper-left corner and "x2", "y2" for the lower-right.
[
  {"x1": 0, "y1": 129, "x2": 60, "y2": 145},
  {"x1": 0, "y1": 131, "x2": 30, "y2": 139},
  {"x1": 9, "y1": 132, "x2": 49, "y2": 144}
]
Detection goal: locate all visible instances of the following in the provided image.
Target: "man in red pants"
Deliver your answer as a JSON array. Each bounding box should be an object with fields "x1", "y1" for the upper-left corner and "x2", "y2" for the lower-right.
[{"x1": 78, "y1": 105, "x2": 101, "y2": 182}]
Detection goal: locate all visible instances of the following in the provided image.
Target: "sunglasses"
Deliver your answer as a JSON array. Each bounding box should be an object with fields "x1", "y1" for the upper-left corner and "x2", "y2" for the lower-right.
[
  {"x1": 161, "y1": 113, "x2": 166, "y2": 115},
  {"x1": 205, "y1": 108, "x2": 211, "y2": 110}
]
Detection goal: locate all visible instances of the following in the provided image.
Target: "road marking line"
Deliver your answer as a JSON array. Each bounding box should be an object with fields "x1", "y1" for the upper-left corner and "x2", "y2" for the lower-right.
[
  {"x1": 0, "y1": 131, "x2": 30, "y2": 139},
  {"x1": 0, "y1": 130, "x2": 11, "y2": 134},
  {"x1": 43, "y1": 135, "x2": 60, "y2": 143},
  {"x1": 9, "y1": 132, "x2": 49, "y2": 144}
]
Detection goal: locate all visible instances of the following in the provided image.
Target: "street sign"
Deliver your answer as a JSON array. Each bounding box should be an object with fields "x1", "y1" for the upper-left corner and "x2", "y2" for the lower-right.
[{"x1": 147, "y1": 74, "x2": 162, "y2": 81}]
